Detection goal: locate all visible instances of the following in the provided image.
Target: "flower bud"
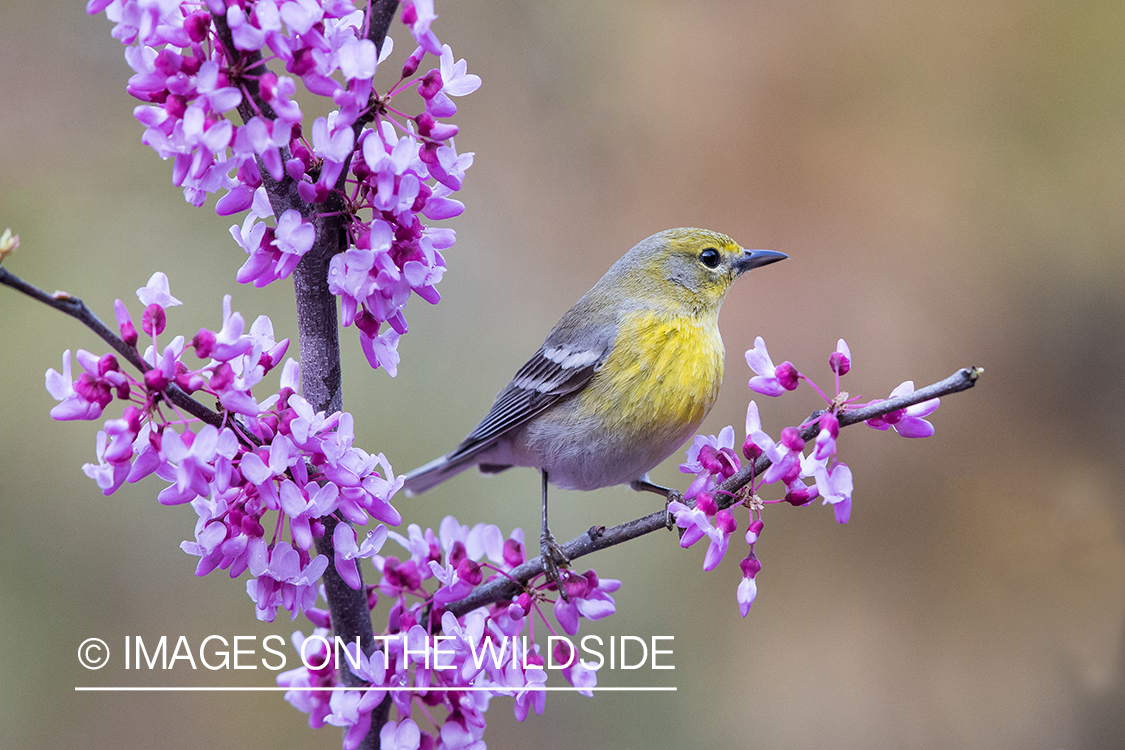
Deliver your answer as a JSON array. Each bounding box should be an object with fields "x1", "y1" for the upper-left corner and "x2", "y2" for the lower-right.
[
  {"x1": 582, "y1": 569, "x2": 600, "y2": 589},
  {"x1": 193, "y1": 328, "x2": 216, "y2": 358},
  {"x1": 412, "y1": 181, "x2": 433, "y2": 213},
  {"x1": 456, "y1": 558, "x2": 482, "y2": 586},
  {"x1": 114, "y1": 299, "x2": 138, "y2": 346},
  {"x1": 694, "y1": 492, "x2": 718, "y2": 517},
  {"x1": 122, "y1": 405, "x2": 142, "y2": 435},
  {"x1": 289, "y1": 48, "x2": 316, "y2": 77},
  {"x1": 415, "y1": 111, "x2": 436, "y2": 135},
  {"x1": 180, "y1": 55, "x2": 202, "y2": 77},
  {"x1": 97, "y1": 353, "x2": 120, "y2": 376},
  {"x1": 715, "y1": 509, "x2": 738, "y2": 535},
  {"x1": 355, "y1": 309, "x2": 381, "y2": 338},
  {"x1": 776, "y1": 361, "x2": 799, "y2": 391},
  {"x1": 144, "y1": 368, "x2": 169, "y2": 391},
  {"x1": 285, "y1": 157, "x2": 305, "y2": 180},
  {"x1": 164, "y1": 94, "x2": 188, "y2": 119},
  {"x1": 259, "y1": 72, "x2": 279, "y2": 102},
  {"x1": 742, "y1": 435, "x2": 763, "y2": 462},
  {"x1": 882, "y1": 408, "x2": 905, "y2": 426},
  {"x1": 141, "y1": 303, "x2": 166, "y2": 336},
  {"x1": 419, "y1": 140, "x2": 440, "y2": 165},
  {"x1": 698, "y1": 445, "x2": 723, "y2": 475},
  {"x1": 209, "y1": 362, "x2": 234, "y2": 391},
  {"x1": 237, "y1": 156, "x2": 263, "y2": 187},
  {"x1": 830, "y1": 339, "x2": 852, "y2": 376},
  {"x1": 154, "y1": 48, "x2": 183, "y2": 76},
  {"x1": 740, "y1": 552, "x2": 762, "y2": 579},
  {"x1": 448, "y1": 540, "x2": 467, "y2": 569},
  {"x1": 402, "y1": 46, "x2": 425, "y2": 78},
  {"x1": 418, "y1": 70, "x2": 443, "y2": 99},
  {"x1": 175, "y1": 371, "x2": 204, "y2": 393},
  {"x1": 503, "y1": 537, "x2": 525, "y2": 568},
  {"x1": 780, "y1": 426, "x2": 804, "y2": 452},
  {"x1": 416, "y1": 112, "x2": 458, "y2": 140},
  {"x1": 242, "y1": 514, "x2": 265, "y2": 537},
  {"x1": 76, "y1": 372, "x2": 112, "y2": 407},
  {"x1": 559, "y1": 569, "x2": 589, "y2": 599},
  {"x1": 398, "y1": 607, "x2": 418, "y2": 632},
  {"x1": 553, "y1": 639, "x2": 575, "y2": 667},
  {"x1": 784, "y1": 485, "x2": 814, "y2": 506},
  {"x1": 297, "y1": 180, "x2": 319, "y2": 203},
  {"x1": 184, "y1": 10, "x2": 212, "y2": 42},
  {"x1": 819, "y1": 411, "x2": 840, "y2": 438}
]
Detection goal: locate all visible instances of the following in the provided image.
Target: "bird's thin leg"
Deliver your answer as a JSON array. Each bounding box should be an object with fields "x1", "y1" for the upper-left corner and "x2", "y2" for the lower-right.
[
  {"x1": 629, "y1": 476, "x2": 671, "y2": 495},
  {"x1": 540, "y1": 470, "x2": 570, "y2": 598},
  {"x1": 630, "y1": 474, "x2": 682, "y2": 531}
]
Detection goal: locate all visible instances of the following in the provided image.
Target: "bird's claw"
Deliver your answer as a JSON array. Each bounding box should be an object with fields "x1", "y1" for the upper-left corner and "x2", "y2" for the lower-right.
[
  {"x1": 540, "y1": 531, "x2": 571, "y2": 601},
  {"x1": 664, "y1": 489, "x2": 682, "y2": 532}
]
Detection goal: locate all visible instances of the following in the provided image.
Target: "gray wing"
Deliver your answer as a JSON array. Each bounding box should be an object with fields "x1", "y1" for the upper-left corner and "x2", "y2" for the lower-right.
[
  {"x1": 400, "y1": 333, "x2": 615, "y2": 496},
  {"x1": 446, "y1": 331, "x2": 615, "y2": 462},
  {"x1": 400, "y1": 286, "x2": 625, "y2": 497}
]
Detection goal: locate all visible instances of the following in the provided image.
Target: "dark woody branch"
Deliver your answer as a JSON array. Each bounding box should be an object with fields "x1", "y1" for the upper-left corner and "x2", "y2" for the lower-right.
[
  {"x1": 0, "y1": 265, "x2": 227, "y2": 431},
  {"x1": 445, "y1": 366, "x2": 982, "y2": 617}
]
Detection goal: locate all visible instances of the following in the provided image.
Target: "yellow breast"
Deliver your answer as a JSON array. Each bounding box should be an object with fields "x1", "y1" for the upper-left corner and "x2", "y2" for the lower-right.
[{"x1": 582, "y1": 309, "x2": 725, "y2": 442}]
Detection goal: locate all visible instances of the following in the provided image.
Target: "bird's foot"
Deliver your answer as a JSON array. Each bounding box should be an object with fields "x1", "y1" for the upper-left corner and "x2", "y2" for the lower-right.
[
  {"x1": 664, "y1": 489, "x2": 684, "y2": 536},
  {"x1": 540, "y1": 530, "x2": 571, "y2": 601}
]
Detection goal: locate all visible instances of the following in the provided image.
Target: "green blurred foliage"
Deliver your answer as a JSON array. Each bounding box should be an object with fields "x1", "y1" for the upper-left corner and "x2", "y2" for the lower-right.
[{"x1": 1, "y1": 1, "x2": 1123, "y2": 748}]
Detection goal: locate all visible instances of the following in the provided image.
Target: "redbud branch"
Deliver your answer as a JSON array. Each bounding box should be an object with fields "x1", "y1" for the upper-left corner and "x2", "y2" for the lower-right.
[
  {"x1": 312, "y1": 0, "x2": 401, "y2": 334},
  {"x1": 0, "y1": 264, "x2": 226, "y2": 431},
  {"x1": 366, "y1": 0, "x2": 401, "y2": 52},
  {"x1": 444, "y1": 366, "x2": 983, "y2": 617},
  {"x1": 715, "y1": 366, "x2": 983, "y2": 512},
  {"x1": 209, "y1": 12, "x2": 309, "y2": 223},
  {"x1": 286, "y1": 8, "x2": 400, "y2": 745}
]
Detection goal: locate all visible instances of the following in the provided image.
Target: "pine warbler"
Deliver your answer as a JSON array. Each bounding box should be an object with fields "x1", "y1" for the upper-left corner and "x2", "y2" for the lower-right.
[{"x1": 403, "y1": 228, "x2": 786, "y2": 580}]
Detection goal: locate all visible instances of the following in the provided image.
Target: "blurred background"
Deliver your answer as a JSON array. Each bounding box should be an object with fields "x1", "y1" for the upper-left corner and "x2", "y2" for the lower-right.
[{"x1": 2, "y1": 0, "x2": 1124, "y2": 748}]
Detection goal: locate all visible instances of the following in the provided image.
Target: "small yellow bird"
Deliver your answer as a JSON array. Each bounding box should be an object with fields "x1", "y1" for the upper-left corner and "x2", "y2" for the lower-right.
[{"x1": 403, "y1": 228, "x2": 786, "y2": 580}]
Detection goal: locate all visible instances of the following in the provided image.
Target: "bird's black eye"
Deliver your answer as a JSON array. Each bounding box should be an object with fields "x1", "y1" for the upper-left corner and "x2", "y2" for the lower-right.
[{"x1": 700, "y1": 247, "x2": 721, "y2": 268}]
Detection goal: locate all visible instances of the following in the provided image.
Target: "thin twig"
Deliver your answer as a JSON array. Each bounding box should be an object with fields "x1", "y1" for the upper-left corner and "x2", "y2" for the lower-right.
[
  {"x1": 715, "y1": 366, "x2": 982, "y2": 512},
  {"x1": 0, "y1": 265, "x2": 227, "y2": 430},
  {"x1": 446, "y1": 366, "x2": 982, "y2": 617}
]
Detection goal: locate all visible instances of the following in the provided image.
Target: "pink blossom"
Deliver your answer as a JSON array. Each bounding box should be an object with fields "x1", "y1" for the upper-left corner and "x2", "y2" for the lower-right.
[
  {"x1": 815, "y1": 462, "x2": 854, "y2": 524},
  {"x1": 865, "y1": 381, "x2": 941, "y2": 437},
  {"x1": 136, "y1": 271, "x2": 182, "y2": 308},
  {"x1": 746, "y1": 336, "x2": 798, "y2": 396}
]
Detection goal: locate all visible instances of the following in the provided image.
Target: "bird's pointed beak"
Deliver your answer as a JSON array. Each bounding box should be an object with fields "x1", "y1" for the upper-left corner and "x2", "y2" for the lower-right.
[{"x1": 736, "y1": 249, "x2": 788, "y2": 274}]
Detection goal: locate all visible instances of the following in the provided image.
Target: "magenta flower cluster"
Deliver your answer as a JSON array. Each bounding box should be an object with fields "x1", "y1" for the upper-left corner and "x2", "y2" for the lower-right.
[
  {"x1": 278, "y1": 516, "x2": 617, "y2": 750},
  {"x1": 47, "y1": 273, "x2": 403, "y2": 622},
  {"x1": 87, "y1": 0, "x2": 480, "y2": 374},
  {"x1": 672, "y1": 337, "x2": 941, "y2": 616}
]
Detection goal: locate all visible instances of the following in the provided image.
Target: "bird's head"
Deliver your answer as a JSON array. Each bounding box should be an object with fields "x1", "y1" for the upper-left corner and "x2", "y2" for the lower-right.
[{"x1": 610, "y1": 228, "x2": 787, "y2": 313}]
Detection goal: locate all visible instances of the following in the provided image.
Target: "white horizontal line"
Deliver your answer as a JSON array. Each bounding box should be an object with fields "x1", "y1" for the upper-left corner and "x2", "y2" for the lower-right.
[{"x1": 75, "y1": 686, "x2": 676, "y2": 692}]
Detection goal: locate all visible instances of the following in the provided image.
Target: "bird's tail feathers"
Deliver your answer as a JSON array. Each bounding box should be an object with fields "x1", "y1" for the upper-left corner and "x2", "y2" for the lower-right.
[{"x1": 401, "y1": 451, "x2": 480, "y2": 496}]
